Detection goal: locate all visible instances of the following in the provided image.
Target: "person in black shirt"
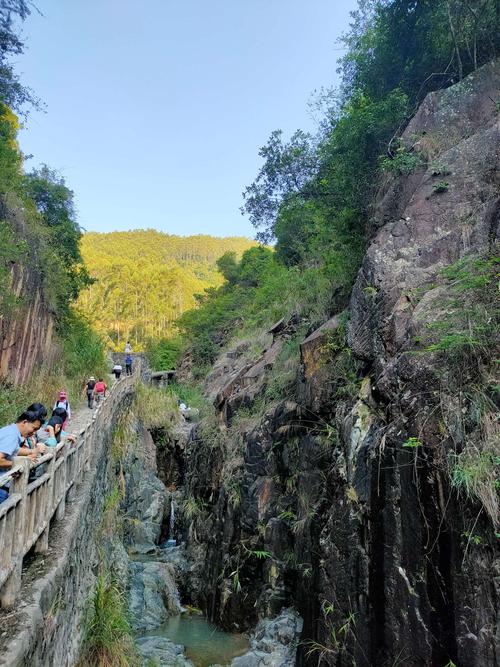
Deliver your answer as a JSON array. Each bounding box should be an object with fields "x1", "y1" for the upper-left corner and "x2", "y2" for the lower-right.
[{"x1": 84, "y1": 376, "x2": 96, "y2": 409}]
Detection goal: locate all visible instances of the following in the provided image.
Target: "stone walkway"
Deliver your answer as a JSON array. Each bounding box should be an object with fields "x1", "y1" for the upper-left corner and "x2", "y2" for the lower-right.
[{"x1": 65, "y1": 374, "x2": 116, "y2": 435}]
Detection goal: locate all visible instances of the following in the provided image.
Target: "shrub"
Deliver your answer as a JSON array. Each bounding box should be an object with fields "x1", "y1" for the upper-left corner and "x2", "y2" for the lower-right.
[
  {"x1": 379, "y1": 144, "x2": 423, "y2": 175},
  {"x1": 450, "y1": 448, "x2": 499, "y2": 524},
  {"x1": 132, "y1": 382, "x2": 179, "y2": 432},
  {"x1": 145, "y1": 336, "x2": 183, "y2": 371}
]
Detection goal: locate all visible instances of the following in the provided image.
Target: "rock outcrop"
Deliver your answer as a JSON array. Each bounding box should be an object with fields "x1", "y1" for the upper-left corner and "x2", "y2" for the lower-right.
[
  {"x1": 0, "y1": 202, "x2": 57, "y2": 385},
  {"x1": 169, "y1": 61, "x2": 500, "y2": 667}
]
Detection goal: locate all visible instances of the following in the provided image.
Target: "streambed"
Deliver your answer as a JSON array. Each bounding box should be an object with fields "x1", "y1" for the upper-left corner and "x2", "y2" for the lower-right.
[{"x1": 140, "y1": 614, "x2": 249, "y2": 667}]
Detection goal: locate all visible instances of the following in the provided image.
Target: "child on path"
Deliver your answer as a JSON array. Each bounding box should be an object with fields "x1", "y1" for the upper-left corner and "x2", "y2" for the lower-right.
[{"x1": 53, "y1": 391, "x2": 71, "y2": 429}]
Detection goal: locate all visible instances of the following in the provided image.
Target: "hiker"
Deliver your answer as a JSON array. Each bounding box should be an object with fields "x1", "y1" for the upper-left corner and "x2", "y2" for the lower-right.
[
  {"x1": 53, "y1": 391, "x2": 71, "y2": 428},
  {"x1": 125, "y1": 354, "x2": 133, "y2": 376},
  {"x1": 0, "y1": 411, "x2": 46, "y2": 502},
  {"x1": 84, "y1": 376, "x2": 96, "y2": 409},
  {"x1": 124, "y1": 340, "x2": 132, "y2": 354},
  {"x1": 94, "y1": 378, "x2": 107, "y2": 403},
  {"x1": 112, "y1": 362, "x2": 122, "y2": 381}
]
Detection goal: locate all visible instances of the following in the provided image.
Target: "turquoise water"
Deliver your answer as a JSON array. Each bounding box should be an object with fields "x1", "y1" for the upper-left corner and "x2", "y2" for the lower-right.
[{"x1": 145, "y1": 615, "x2": 249, "y2": 667}]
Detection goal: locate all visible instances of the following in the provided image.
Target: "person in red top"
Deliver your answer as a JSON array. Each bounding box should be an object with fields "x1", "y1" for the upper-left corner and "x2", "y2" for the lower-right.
[{"x1": 94, "y1": 378, "x2": 107, "y2": 403}]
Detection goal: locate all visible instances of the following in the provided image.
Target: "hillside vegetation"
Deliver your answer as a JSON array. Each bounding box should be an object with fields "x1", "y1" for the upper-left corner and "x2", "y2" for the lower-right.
[
  {"x1": 0, "y1": 2, "x2": 107, "y2": 419},
  {"x1": 178, "y1": 0, "x2": 499, "y2": 374},
  {"x1": 77, "y1": 231, "x2": 256, "y2": 350}
]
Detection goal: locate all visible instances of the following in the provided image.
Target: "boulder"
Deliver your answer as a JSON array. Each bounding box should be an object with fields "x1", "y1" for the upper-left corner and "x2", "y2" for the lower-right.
[
  {"x1": 136, "y1": 635, "x2": 194, "y2": 667},
  {"x1": 231, "y1": 609, "x2": 303, "y2": 667},
  {"x1": 129, "y1": 561, "x2": 182, "y2": 631}
]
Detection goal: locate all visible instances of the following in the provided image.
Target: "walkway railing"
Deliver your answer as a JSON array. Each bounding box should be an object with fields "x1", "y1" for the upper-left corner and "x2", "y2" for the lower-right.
[{"x1": 0, "y1": 371, "x2": 138, "y2": 607}]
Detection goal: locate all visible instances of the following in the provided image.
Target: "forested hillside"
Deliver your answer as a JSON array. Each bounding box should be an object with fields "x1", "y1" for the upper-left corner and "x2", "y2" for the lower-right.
[{"x1": 77, "y1": 231, "x2": 256, "y2": 349}]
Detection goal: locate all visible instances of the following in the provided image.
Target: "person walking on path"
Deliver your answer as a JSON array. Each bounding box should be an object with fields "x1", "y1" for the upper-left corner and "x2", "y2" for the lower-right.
[
  {"x1": 124, "y1": 340, "x2": 132, "y2": 354},
  {"x1": 125, "y1": 354, "x2": 133, "y2": 376},
  {"x1": 84, "y1": 377, "x2": 96, "y2": 409},
  {"x1": 95, "y1": 378, "x2": 107, "y2": 403},
  {"x1": 53, "y1": 391, "x2": 71, "y2": 428},
  {"x1": 112, "y1": 362, "x2": 123, "y2": 381}
]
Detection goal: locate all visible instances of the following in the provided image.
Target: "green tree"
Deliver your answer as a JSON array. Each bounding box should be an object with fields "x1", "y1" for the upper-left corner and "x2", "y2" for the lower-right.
[
  {"x1": 23, "y1": 166, "x2": 93, "y2": 319},
  {"x1": 216, "y1": 251, "x2": 240, "y2": 285},
  {"x1": 241, "y1": 129, "x2": 318, "y2": 243},
  {"x1": 0, "y1": 0, "x2": 39, "y2": 112}
]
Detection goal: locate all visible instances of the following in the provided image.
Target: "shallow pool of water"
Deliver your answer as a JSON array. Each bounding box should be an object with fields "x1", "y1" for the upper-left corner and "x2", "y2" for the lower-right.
[{"x1": 144, "y1": 615, "x2": 249, "y2": 667}]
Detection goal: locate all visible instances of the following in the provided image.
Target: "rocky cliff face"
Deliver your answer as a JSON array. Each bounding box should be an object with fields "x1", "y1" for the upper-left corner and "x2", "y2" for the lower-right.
[
  {"x1": 166, "y1": 61, "x2": 499, "y2": 667},
  {"x1": 0, "y1": 201, "x2": 57, "y2": 385}
]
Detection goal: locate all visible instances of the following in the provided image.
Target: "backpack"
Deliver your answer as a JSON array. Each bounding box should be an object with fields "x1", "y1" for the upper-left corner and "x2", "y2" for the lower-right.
[{"x1": 87, "y1": 380, "x2": 96, "y2": 391}]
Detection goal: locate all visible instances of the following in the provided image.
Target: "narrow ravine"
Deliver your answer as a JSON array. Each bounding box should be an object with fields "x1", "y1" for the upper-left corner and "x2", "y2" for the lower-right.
[
  {"x1": 114, "y1": 413, "x2": 252, "y2": 667},
  {"x1": 107, "y1": 398, "x2": 306, "y2": 667}
]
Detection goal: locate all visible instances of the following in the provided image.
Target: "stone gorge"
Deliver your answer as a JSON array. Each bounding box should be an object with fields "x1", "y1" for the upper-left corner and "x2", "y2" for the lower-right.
[{"x1": 0, "y1": 59, "x2": 498, "y2": 667}]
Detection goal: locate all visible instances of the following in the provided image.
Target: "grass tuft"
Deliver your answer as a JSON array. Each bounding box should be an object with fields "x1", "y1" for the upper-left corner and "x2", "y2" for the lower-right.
[{"x1": 78, "y1": 572, "x2": 139, "y2": 667}]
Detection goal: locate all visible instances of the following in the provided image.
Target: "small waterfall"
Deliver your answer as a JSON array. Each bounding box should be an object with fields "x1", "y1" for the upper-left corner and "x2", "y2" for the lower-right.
[
  {"x1": 166, "y1": 499, "x2": 177, "y2": 548},
  {"x1": 169, "y1": 500, "x2": 176, "y2": 539}
]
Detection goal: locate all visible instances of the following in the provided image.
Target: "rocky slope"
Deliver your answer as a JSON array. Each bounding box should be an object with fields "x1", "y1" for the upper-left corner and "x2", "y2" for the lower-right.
[{"x1": 163, "y1": 61, "x2": 499, "y2": 667}]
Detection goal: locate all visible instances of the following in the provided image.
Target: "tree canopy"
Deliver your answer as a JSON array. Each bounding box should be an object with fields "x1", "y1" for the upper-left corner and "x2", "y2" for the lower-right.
[
  {"x1": 77, "y1": 231, "x2": 257, "y2": 350},
  {"x1": 180, "y1": 0, "x2": 499, "y2": 372}
]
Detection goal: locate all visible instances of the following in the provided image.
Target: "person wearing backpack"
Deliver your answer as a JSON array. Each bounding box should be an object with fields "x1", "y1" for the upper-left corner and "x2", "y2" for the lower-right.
[
  {"x1": 95, "y1": 378, "x2": 107, "y2": 403},
  {"x1": 84, "y1": 377, "x2": 96, "y2": 409},
  {"x1": 53, "y1": 391, "x2": 71, "y2": 428}
]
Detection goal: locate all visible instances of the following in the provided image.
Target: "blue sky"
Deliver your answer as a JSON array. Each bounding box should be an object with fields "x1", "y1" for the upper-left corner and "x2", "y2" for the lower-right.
[{"x1": 17, "y1": 0, "x2": 358, "y2": 238}]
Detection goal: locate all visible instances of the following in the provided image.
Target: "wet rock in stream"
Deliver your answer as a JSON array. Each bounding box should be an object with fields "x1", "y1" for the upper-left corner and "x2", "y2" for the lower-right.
[
  {"x1": 136, "y1": 635, "x2": 194, "y2": 667},
  {"x1": 130, "y1": 560, "x2": 182, "y2": 631},
  {"x1": 231, "y1": 609, "x2": 303, "y2": 667}
]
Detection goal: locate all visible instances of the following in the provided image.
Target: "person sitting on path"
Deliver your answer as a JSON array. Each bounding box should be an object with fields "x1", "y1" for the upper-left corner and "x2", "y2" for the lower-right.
[
  {"x1": 53, "y1": 391, "x2": 71, "y2": 428},
  {"x1": 112, "y1": 362, "x2": 122, "y2": 381},
  {"x1": 95, "y1": 378, "x2": 107, "y2": 402},
  {"x1": 84, "y1": 377, "x2": 96, "y2": 409},
  {"x1": 0, "y1": 411, "x2": 47, "y2": 502},
  {"x1": 125, "y1": 354, "x2": 133, "y2": 376}
]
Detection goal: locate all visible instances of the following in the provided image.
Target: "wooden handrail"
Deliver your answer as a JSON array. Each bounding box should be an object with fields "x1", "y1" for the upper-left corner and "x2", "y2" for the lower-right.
[{"x1": 0, "y1": 364, "x2": 139, "y2": 607}]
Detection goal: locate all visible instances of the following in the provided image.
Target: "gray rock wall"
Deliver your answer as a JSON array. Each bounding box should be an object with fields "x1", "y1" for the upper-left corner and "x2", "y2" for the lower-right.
[{"x1": 171, "y1": 61, "x2": 500, "y2": 667}]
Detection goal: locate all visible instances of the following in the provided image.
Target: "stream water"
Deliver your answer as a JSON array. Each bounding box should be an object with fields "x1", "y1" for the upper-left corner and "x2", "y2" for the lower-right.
[{"x1": 142, "y1": 614, "x2": 249, "y2": 667}]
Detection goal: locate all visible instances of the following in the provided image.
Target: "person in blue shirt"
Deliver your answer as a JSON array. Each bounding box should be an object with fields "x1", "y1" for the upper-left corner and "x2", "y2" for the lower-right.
[
  {"x1": 0, "y1": 411, "x2": 46, "y2": 502},
  {"x1": 125, "y1": 354, "x2": 133, "y2": 376}
]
